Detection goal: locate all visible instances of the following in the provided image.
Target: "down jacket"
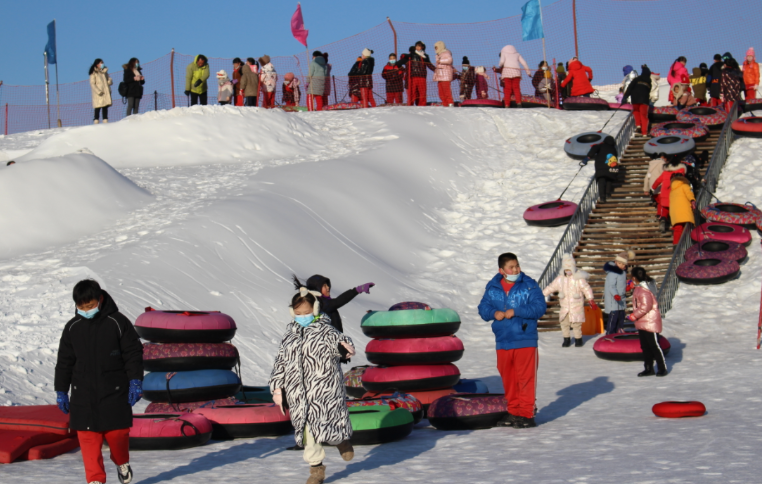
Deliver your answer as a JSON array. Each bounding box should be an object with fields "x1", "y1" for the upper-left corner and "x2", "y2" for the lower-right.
[
  {"x1": 260, "y1": 63, "x2": 278, "y2": 93},
  {"x1": 743, "y1": 57, "x2": 759, "y2": 89},
  {"x1": 542, "y1": 258, "x2": 594, "y2": 324},
  {"x1": 478, "y1": 272, "x2": 547, "y2": 350},
  {"x1": 269, "y1": 315, "x2": 353, "y2": 446},
  {"x1": 652, "y1": 163, "x2": 686, "y2": 208},
  {"x1": 185, "y1": 55, "x2": 210, "y2": 95},
  {"x1": 122, "y1": 65, "x2": 145, "y2": 98},
  {"x1": 308, "y1": 55, "x2": 328, "y2": 96},
  {"x1": 669, "y1": 174, "x2": 695, "y2": 226},
  {"x1": 622, "y1": 66, "x2": 652, "y2": 106},
  {"x1": 498, "y1": 45, "x2": 530, "y2": 79},
  {"x1": 239, "y1": 64, "x2": 259, "y2": 97},
  {"x1": 433, "y1": 42, "x2": 454, "y2": 82},
  {"x1": 382, "y1": 63, "x2": 405, "y2": 93},
  {"x1": 603, "y1": 261, "x2": 626, "y2": 313},
  {"x1": 561, "y1": 60, "x2": 594, "y2": 97},
  {"x1": 89, "y1": 66, "x2": 113, "y2": 109},
  {"x1": 667, "y1": 61, "x2": 689, "y2": 88},
  {"x1": 644, "y1": 158, "x2": 665, "y2": 193},
  {"x1": 631, "y1": 282, "x2": 662, "y2": 333}
]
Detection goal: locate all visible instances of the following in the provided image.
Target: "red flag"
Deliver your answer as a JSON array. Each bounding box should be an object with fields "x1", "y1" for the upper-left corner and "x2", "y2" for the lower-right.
[{"x1": 291, "y1": 3, "x2": 309, "y2": 48}]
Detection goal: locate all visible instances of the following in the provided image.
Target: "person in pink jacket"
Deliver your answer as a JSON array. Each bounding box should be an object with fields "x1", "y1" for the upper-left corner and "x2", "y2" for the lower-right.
[
  {"x1": 628, "y1": 266, "x2": 667, "y2": 377},
  {"x1": 542, "y1": 254, "x2": 596, "y2": 348},
  {"x1": 496, "y1": 45, "x2": 531, "y2": 107},
  {"x1": 667, "y1": 56, "x2": 688, "y2": 103},
  {"x1": 433, "y1": 41, "x2": 455, "y2": 106}
]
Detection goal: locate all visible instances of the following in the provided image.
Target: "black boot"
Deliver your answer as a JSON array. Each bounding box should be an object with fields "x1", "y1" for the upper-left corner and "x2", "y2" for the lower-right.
[
  {"x1": 656, "y1": 367, "x2": 668, "y2": 377},
  {"x1": 638, "y1": 364, "x2": 655, "y2": 377},
  {"x1": 562, "y1": 337, "x2": 571, "y2": 347},
  {"x1": 496, "y1": 413, "x2": 516, "y2": 427},
  {"x1": 659, "y1": 218, "x2": 666, "y2": 233},
  {"x1": 512, "y1": 416, "x2": 537, "y2": 428},
  {"x1": 575, "y1": 338, "x2": 584, "y2": 347}
]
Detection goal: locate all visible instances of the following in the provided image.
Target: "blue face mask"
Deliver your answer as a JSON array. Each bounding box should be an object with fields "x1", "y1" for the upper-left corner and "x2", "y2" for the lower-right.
[
  {"x1": 77, "y1": 307, "x2": 100, "y2": 319},
  {"x1": 294, "y1": 315, "x2": 314, "y2": 327},
  {"x1": 389, "y1": 60, "x2": 396, "y2": 65},
  {"x1": 504, "y1": 273, "x2": 520, "y2": 282},
  {"x1": 136, "y1": 63, "x2": 140, "y2": 68}
]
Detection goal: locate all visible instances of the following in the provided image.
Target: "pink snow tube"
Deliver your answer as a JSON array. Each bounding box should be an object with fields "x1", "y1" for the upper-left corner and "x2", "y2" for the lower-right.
[
  {"x1": 677, "y1": 258, "x2": 740, "y2": 285},
  {"x1": 365, "y1": 336, "x2": 464, "y2": 365},
  {"x1": 129, "y1": 413, "x2": 212, "y2": 451},
  {"x1": 142, "y1": 343, "x2": 239, "y2": 372},
  {"x1": 701, "y1": 202, "x2": 762, "y2": 228},
  {"x1": 691, "y1": 222, "x2": 752, "y2": 246},
  {"x1": 684, "y1": 240, "x2": 747, "y2": 264},
  {"x1": 135, "y1": 308, "x2": 237, "y2": 343},
  {"x1": 145, "y1": 397, "x2": 238, "y2": 414},
  {"x1": 593, "y1": 333, "x2": 671, "y2": 361},
  {"x1": 650, "y1": 120, "x2": 709, "y2": 140},
  {"x1": 389, "y1": 301, "x2": 431, "y2": 311},
  {"x1": 562, "y1": 97, "x2": 610, "y2": 110},
  {"x1": 324, "y1": 102, "x2": 362, "y2": 111},
  {"x1": 649, "y1": 106, "x2": 679, "y2": 122},
  {"x1": 523, "y1": 200, "x2": 578, "y2": 227},
  {"x1": 192, "y1": 404, "x2": 293, "y2": 440},
  {"x1": 677, "y1": 106, "x2": 727, "y2": 129},
  {"x1": 362, "y1": 364, "x2": 461, "y2": 393},
  {"x1": 652, "y1": 401, "x2": 706, "y2": 418},
  {"x1": 461, "y1": 99, "x2": 504, "y2": 108},
  {"x1": 609, "y1": 103, "x2": 633, "y2": 110}
]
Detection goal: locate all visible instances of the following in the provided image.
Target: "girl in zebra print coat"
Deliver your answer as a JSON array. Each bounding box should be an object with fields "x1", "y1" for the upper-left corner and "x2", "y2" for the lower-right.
[{"x1": 270, "y1": 281, "x2": 356, "y2": 484}]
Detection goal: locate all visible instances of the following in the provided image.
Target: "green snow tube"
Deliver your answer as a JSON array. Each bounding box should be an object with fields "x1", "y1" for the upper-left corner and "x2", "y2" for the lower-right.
[
  {"x1": 348, "y1": 405, "x2": 414, "y2": 445},
  {"x1": 234, "y1": 386, "x2": 273, "y2": 404},
  {"x1": 361, "y1": 309, "x2": 461, "y2": 338}
]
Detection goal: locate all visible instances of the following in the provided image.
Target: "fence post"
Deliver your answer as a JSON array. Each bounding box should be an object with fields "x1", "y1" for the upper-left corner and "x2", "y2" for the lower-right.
[
  {"x1": 170, "y1": 48, "x2": 176, "y2": 108},
  {"x1": 387, "y1": 17, "x2": 398, "y2": 58},
  {"x1": 154, "y1": 90, "x2": 158, "y2": 111},
  {"x1": 4, "y1": 103, "x2": 7, "y2": 136},
  {"x1": 572, "y1": 0, "x2": 579, "y2": 58},
  {"x1": 332, "y1": 76, "x2": 338, "y2": 104}
]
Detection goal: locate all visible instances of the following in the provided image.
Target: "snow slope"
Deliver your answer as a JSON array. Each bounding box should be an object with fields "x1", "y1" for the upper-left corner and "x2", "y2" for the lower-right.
[{"x1": 2, "y1": 106, "x2": 761, "y2": 483}]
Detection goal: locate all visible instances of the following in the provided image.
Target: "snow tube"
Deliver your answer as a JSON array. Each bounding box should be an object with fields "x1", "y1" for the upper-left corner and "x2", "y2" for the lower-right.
[
  {"x1": 362, "y1": 364, "x2": 461, "y2": 393},
  {"x1": 428, "y1": 393, "x2": 508, "y2": 431},
  {"x1": 691, "y1": 222, "x2": 752, "y2": 246},
  {"x1": 324, "y1": 102, "x2": 362, "y2": 111},
  {"x1": 364, "y1": 388, "x2": 457, "y2": 414},
  {"x1": 365, "y1": 335, "x2": 464, "y2": 365},
  {"x1": 523, "y1": 200, "x2": 578, "y2": 227},
  {"x1": 24, "y1": 435, "x2": 80, "y2": 461},
  {"x1": 192, "y1": 404, "x2": 293, "y2": 440},
  {"x1": 347, "y1": 392, "x2": 424, "y2": 424},
  {"x1": 0, "y1": 405, "x2": 71, "y2": 436},
  {"x1": 389, "y1": 301, "x2": 431, "y2": 311},
  {"x1": 142, "y1": 343, "x2": 239, "y2": 372},
  {"x1": 348, "y1": 405, "x2": 414, "y2": 445},
  {"x1": 361, "y1": 308, "x2": 461, "y2": 338},
  {"x1": 280, "y1": 106, "x2": 308, "y2": 113},
  {"x1": 650, "y1": 121, "x2": 709, "y2": 140},
  {"x1": 685, "y1": 240, "x2": 747, "y2": 264},
  {"x1": 652, "y1": 401, "x2": 706, "y2": 418},
  {"x1": 143, "y1": 370, "x2": 241, "y2": 403},
  {"x1": 677, "y1": 106, "x2": 727, "y2": 128},
  {"x1": 145, "y1": 397, "x2": 238, "y2": 414},
  {"x1": 564, "y1": 131, "x2": 611, "y2": 160},
  {"x1": 135, "y1": 308, "x2": 237, "y2": 344},
  {"x1": 507, "y1": 95, "x2": 550, "y2": 108},
  {"x1": 643, "y1": 135, "x2": 695, "y2": 158},
  {"x1": 453, "y1": 379, "x2": 489, "y2": 394},
  {"x1": 758, "y1": 216, "x2": 762, "y2": 234},
  {"x1": 743, "y1": 98, "x2": 762, "y2": 113},
  {"x1": 731, "y1": 117, "x2": 762, "y2": 138},
  {"x1": 609, "y1": 103, "x2": 633, "y2": 111},
  {"x1": 562, "y1": 96, "x2": 610, "y2": 111},
  {"x1": 344, "y1": 366, "x2": 370, "y2": 399},
  {"x1": 649, "y1": 106, "x2": 679, "y2": 122},
  {"x1": 460, "y1": 99, "x2": 504, "y2": 108},
  {"x1": 235, "y1": 386, "x2": 273, "y2": 404},
  {"x1": 0, "y1": 430, "x2": 69, "y2": 464},
  {"x1": 593, "y1": 332, "x2": 671, "y2": 361},
  {"x1": 676, "y1": 258, "x2": 740, "y2": 285},
  {"x1": 701, "y1": 202, "x2": 762, "y2": 229},
  {"x1": 129, "y1": 413, "x2": 212, "y2": 451}
]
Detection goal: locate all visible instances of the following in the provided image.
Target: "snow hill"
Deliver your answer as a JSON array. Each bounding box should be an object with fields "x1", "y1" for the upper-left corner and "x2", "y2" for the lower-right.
[{"x1": 0, "y1": 106, "x2": 760, "y2": 483}]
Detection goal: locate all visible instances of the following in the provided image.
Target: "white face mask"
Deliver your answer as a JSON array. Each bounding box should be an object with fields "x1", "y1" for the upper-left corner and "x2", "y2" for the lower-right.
[{"x1": 542, "y1": 66, "x2": 548, "y2": 71}]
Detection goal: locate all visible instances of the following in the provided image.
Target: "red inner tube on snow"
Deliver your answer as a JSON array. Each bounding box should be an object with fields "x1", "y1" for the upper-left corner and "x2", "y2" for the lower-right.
[
  {"x1": 523, "y1": 201, "x2": 578, "y2": 227},
  {"x1": 129, "y1": 414, "x2": 213, "y2": 451},
  {"x1": 684, "y1": 240, "x2": 747, "y2": 264},
  {"x1": 652, "y1": 401, "x2": 706, "y2": 418},
  {"x1": 677, "y1": 106, "x2": 727, "y2": 128},
  {"x1": 365, "y1": 336, "x2": 464, "y2": 365},
  {"x1": 460, "y1": 99, "x2": 504, "y2": 108},
  {"x1": 701, "y1": 202, "x2": 762, "y2": 228},
  {"x1": 593, "y1": 333, "x2": 671, "y2": 361},
  {"x1": 676, "y1": 258, "x2": 740, "y2": 285},
  {"x1": 650, "y1": 121, "x2": 709, "y2": 140},
  {"x1": 361, "y1": 364, "x2": 461, "y2": 393},
  {"x1": 427, "y1": 393, "x2": 509, "y2": 431},
  {"x1": 731, "y1": 117, "x2": 762, "y2": 138},
  {"x1": 691, "y1": 222, "x2": 752, "y2": 246},
  {"x1": 135, "y1": 309, "x2": 237, "y2": 344},
  {"x1": 191, "y1": 404, "x2": 293, "y2": 440}
]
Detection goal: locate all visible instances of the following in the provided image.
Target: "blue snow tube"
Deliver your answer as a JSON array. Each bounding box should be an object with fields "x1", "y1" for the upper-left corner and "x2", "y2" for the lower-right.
[
  {"x1": 143, "y1": 370, "x2": 242, "y2": 403},
  {"x1": 453, "y1": 379, "x2": 489, "y2": 394}
]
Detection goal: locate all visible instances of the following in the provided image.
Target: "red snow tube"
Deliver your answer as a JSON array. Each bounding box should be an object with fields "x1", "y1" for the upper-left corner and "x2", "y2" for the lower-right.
[
  {"x1": 507, "y1": 95, "x2": 550, "y2": 108},
  {"x1": 24, "y1": 435, "x2": 80, "y2": 461},
  {"x1": 743, "y1": 98, "x2": 762, "y2": 112},
  {"x1": 364, "y1": 388, "x2": 457, "y2": 415},
  {"x1": 192, "y1": 404, "x2": 293, "y2": 440},
  {"x1": 523, "y1": 200, "x2": 578, "y2": 227},
  {"x1": 652, "y1": 401, "x2": 706, "y2": 418},
  {"x1": 701, "y1": 202, "x2": 761, "y2": 229},
  {"x1": 650, "y1": 120, "x2": 709, "y2": 140},
  {"x1": 344, "y1": 366, "x2": 371, "y2": 399},
  {"x1": 461, "y1": 99, "x2": 504, "y2": 108},
  {"x1": 366, "y1": 336, "x2": 464, "y2": 365},
  {"x1": 691, "y1": 222, "x2": 752, "y2": 246},
  {"x1": 684, "y1": 240, "x2": 747, "y2": 264},
  {"x1": 135, "y1": 308, "x2": 237, "y2": 343},
  {"x1": 677, "y1": 106, "x2": 727, "y2": 129},
  {"x1": 428, "y1": 393, "x2": 508, "y2": 430},
  {"x1": 649, "y1": 106, "x2": 679, "y2": 122},
  {"x1": 389, "y1": 301, "x2": 431, "y2": 311},
  {"x1": 362, "y1": 364, "x2": 461, "y2": 393},
  {"x1": 324, "y1": 102, "x2": 363, "y2": 111},
  {"x1": 0, "y1": 405, "x2": 72, "y2": 436},
  {"x1": 731, "y1": 117, "x2": 762, "y2": 138},
  {"x1": 0, "y1": 430, "x2": 70, "y2": 464},
  {"x1": 145, "y1": 397, "x2": 239, "y2": 414},
  {"x1": 676, "y1": 258, "x2": 740, "y2": 285},
  {"x1": 129, "y1": 413, "x2": 212, "y2": 451},
  {"x1": 593, "y1": 332, "x2": 671, "y2": 361},
  {"x1": 562, "y1": 96, "x2": 610, "y2": 110},
  {"x1": 143, "y1": 343, "x2": 239, "y2": 372},
  {"x1": 347, "y1": 392, "x2": 424, "y2": 424}
]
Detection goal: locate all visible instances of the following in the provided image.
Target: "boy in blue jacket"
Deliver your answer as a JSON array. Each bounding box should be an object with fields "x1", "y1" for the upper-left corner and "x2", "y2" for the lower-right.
[{"x1": 478, "y1": 252, "x2": 547, "y2": 428}]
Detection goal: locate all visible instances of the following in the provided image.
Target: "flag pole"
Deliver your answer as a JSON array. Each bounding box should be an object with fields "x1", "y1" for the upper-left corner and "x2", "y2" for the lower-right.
[
  {"x1": 44, "y1": 52, "x2": 51, "y2": 129},
  {"x1": 54, "y1": 19, "x2": 61, "y2": 127},
  {"x1": 539, "y1": 0, "x2": 547, "y2": 67}
]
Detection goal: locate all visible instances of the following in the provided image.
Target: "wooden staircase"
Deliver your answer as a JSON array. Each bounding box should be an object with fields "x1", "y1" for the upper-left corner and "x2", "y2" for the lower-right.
[{"x1": 539, "y1": 129, "x2": 721, "y2": 331}]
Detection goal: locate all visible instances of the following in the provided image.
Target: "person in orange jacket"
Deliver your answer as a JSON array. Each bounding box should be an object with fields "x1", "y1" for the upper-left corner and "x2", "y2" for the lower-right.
[
  {"x1": 743, "y1": 47, "x2": 759, "y2": 100},
  {"x1": 561, "y1": 58, "x2": 594, "y2": 97},
  {"x1": 668, "y1": 173, "x2": 696, "y2": 245}
]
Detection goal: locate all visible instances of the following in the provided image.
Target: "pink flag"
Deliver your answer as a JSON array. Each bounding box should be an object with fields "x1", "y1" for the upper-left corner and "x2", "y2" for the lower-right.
[{"x1": 291, "y1": 3, "x2": 309, "y2": 48}]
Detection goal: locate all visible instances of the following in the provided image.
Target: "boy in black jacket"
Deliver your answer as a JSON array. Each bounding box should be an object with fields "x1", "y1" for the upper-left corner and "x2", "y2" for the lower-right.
[
  {"x1": 55, "y1": 280, "x2": 143, "y2": 484},
  {"x1": 622, "y1": 65, "x2": 653, "y2": 136},
  {"x1": 305, "y1": 275, "x2": 374, "y2": 333}
]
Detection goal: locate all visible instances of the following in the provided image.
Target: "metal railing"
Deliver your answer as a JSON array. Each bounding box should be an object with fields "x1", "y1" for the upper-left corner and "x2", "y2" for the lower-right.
[
  {"x1": 538, "y1": 113, "x2": 635, "y2": 289},
  {"x1": 656, "y1": 102, "x2": 740, "y2": 316}
]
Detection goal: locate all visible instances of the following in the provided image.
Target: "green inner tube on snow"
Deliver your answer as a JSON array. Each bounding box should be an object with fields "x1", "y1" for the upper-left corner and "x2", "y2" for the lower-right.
[
  {"x1": 361, "y1": 308, "x2": 461, "y2": 338},
  {"x1": 234, "y1": 386, "x2": 273, "y2": 404},
  {"x1": 348, "y1": 405, "x2": 414, "y2": 445}
]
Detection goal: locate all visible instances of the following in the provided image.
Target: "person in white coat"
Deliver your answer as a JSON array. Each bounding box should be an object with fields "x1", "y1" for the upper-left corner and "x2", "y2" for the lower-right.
[
  {"x1": 258, "y1": 55, "x2": 278, "y2": 108},
  {"x1": 496, "y1": 45, "x2": 531, "y2": 107},
  {"x1": 542, "y1": 254, "x2": 596, "y2": 347},
  {"x1": 89, "y1": 58, "x2": 113, "y2": 124}
]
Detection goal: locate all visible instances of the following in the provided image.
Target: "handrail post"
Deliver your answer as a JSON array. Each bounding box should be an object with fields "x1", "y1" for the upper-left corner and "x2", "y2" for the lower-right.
[
  {"x1": 154, "y1": 90, "x2": 158, "y2": 111},
  {"x1": 170, "y1": 48, "x2": 176, "y2": 108},
  {"x1": 4, "y1": 103, "x2": 7, "y2": 136}
]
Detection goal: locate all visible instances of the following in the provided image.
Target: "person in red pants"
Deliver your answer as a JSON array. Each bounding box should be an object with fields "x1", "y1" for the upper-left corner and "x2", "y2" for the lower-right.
[
  {"x1": 358, "y1": 49, "x2": 376, "y2": 108},
  {"x1": 743, "y1": 47, "x2": 759, "y2": 101},
  {"x1": 478, "y1": 252, "x2": 546, "y2": 428},
  {"x1": 404, "y1": 42, "x2": 434, "y2": 106},
  {"x1": 496, "y1": 45, "x2": 531, "y2": 107},
  {"x1": 55, "y1": 280, "x2": 144, "y2": 484},
  {"x1": 622, "y1": 64, "x2": 654, "y2": 136},
  {"x1": 433, "y1": 41, "x2": 455, "y2": 106},
  {"x1": 669, "y1": 172, "x2": 696, "y2": 244}
]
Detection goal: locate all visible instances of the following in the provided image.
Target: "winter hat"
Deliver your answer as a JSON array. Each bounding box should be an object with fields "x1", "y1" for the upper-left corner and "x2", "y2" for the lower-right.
[
  {"x1": 562, "y1": 253, "x2": 576, "y2": 273},
  {"x1": 259, "y1": 55, "x2": 271, "y2": 65},
  {"x1": 462, "y1": 56, "x2": 470, "y2": 65},
  {"x1": 615, "y1": 250, "x2": 636, "y2": 266},
  {"x1": 284, "y1": 72, "x2": 295, "y2": 82},
  {"x1": 362, "y1": 48, "x2": 373, "y2": 58},
  {"x1": 623, "y1": 65, "x2": 634, "y2": 76},
  {"x1": 415, "y1": 41, "x2": 426, "y2": 50},
  {"x1": 434, "y1": 41, "x2": 446, "y2": 54},
  {"x1": 216, "y1": 70, "x2": 228, "y2": 79},
  {"x1": 722, "y1": 52, "x2": 733, "y2": 61},
  {"x1": 312, "y1": 51, "x2": 322, "y2": 58},
  {"x1": 746, "y1": 47, "x2": 756, "y2": 58}
]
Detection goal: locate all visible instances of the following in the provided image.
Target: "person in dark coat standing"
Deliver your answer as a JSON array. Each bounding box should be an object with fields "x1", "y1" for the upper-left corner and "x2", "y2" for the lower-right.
[
  {"x1": 305, "y1": 275, "x2": 374, "y2": 334},
  {"x1": 458, "y1": 56, "x2": 476, "y2": 101},
  {"x1": 55, "y1": 279, "x2": 143, "y2": 484},
  {"x1": 382, "y1": 53, "x2": 405, "y2": 104},
  {"x1": 720, "y1": 57, "x2": 745, "y2": 112},
  {"x1": 122, "y1": 58, "x2": 145, "y2": 117},
  {"x1": 622, "y1": 65, "x2": 653, "y2": 136},
  {"x1": 357, "y1": 49, "x2": 376, "y2": 108},
  {"x1": 586, "y1": 135, "x2": 620, "y2": 203},
  {"x1": 707, "y1": 54, "x2": 724, "y2": 106}
]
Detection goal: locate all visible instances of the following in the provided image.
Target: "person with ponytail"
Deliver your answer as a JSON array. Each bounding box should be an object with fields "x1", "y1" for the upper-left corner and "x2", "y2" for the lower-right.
[
  {"x1": 269, "y1": 276, "x2": 356, "y2": 484},
  {"x1": 627, "y1": 267, "x2": 667, "y2": 377},
  {"x1": 667, "y1": 56, "x2": 688, "y2": 103}
]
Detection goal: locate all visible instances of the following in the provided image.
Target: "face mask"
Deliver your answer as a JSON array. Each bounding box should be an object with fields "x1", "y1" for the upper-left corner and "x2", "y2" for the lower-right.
[
  {"x1": 542, "y1": 66, "x2": 548, "y2": 71},
  {"x1": 77, "y1": 307, "x2": 100, "y2": 319},
  {"x1": 100, "y1": 65, "x2": 106, "y2": 70},
  {"x1": 136, "y1": 63, "x2": 140, "y2": 68},
  {"x1": 390, "y1": 60, "x2": 396, "y2": 65},
  {"x1": 294, "y1": 315, "x2": 314, "y2": 328},
  {"x1": 463, "y1": 66, "x2": 469, "y2": 71},
  {"x1": 504, "y1": 273, "x2": 520, "y2": 282},
  {"x1": 565, "y1": 270, "x2": 572, "y2": 276}
]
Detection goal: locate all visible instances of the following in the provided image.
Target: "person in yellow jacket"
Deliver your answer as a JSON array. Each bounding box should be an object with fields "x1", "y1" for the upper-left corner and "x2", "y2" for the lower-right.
[
  {"x1": 89, "y1": 59, "x2": 113, "y2": 124},
  {"x1": 185, "y1": 54, "x2": 210, "y2": 106},
  {"x1": 668, "y1": 173, "x2": 695, "y2": 245}
]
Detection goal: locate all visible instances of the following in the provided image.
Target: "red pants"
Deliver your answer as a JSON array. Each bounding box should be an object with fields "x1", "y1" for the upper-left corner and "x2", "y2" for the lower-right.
[
  {"x1": 307, "y1": 94, "x2": 324, "y2": 111},
  {"x1": 656, "y1": 203, "x2": 669, "y2": 218},
  {"x1": 503, "y1": 77, "x2": 522, "y2": 106},
  {"x1": 351, "y1": 94, "x2": 361, "y2": 103},
  {"x1": 79, "y1": 428, "x2": 130, "y2": 483},
  {"x1": 746, "y1": 88, "x2": 757, "y2": 100},
  {"x1": 496, "y1": 347, "x2": 538, "y2": 418},
  {"x1": 262, "y1": 91, "x2": 275, "y2": 108},
  {"x1": 322, "y1": 94, "x2": 329, "y2": 107},
  {"x1": 438, "y1": 82, "x2": 453, "y2": 106},
  {"x1": 386, "y1": 91, "x2": 403, "y2": 104},
  {"x1": 724, "y1": 101, "x2": 737, "y2": 113},
  {"x1": 409, "y1": 77, "x2": 427, "y2": 106},
  {"x1": 672, "y1": 222, "x2": 686, "y2": 244},
  {"x1": 709, "y1": 97, "x2": 721, "y2": 107},
  {"x1": 632, "y1": 103, "x2": 650, "y2": 135},
  {"x1": 360, "y1": 87, "x2": 376, "y2": 108}
]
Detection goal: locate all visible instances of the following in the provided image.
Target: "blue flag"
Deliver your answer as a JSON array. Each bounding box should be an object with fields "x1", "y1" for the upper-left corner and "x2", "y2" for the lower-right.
[
  {"x1": 44, "y1": 20, "x2": 57, "y2": 64},
  {"x1": 521, "y1": 0, "x2": 544, "y2": 41}
]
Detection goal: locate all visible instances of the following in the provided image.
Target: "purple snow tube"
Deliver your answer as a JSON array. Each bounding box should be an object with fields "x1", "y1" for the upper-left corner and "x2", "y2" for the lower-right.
[
  {"x1": 676, "y1": 258, "x2": 740, "y2": 285},
  {"x1": 677, "y1": 106, "x2": 727, "y2": 129},
  {"x1": 650, "y1": 120, "x2": 709, "y2": 140},
  {"x1": 684, "y1": 240, "x2": 747, "y2": 264},
  {"x1": 523, "y1": 200, "x2": 578, "y2": 227},
  {"x1": 649, "y1": 106, "x2": 679, "y2": 122}
]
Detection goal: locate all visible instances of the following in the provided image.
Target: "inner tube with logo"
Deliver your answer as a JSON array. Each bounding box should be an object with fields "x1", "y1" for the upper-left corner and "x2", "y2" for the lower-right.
[
  {"x1": 523, "y1": 200, "x2": 578, "y2": 227},
  {"x1": 192, "y1": 403, "x2": 293, "y2": 440},
  {"x1": 344, "y1": 366, "x2": 370, "y2": 399},
  {"x1": 650, "y1": 121, "x2": 709, "y2": 140},
  {"x1": 361, "y1": 308, "x2": 460, "y2": 338},
  {"x1": 348, "y1": 405, "x2": 414, "y2": 445},
  {"x1": 142, "y1": 343, "x2": 239, "y2": 372},
  {"x1": 365, "y1": 335, "x2": 464, "y2": 365},
  {"x1": 129, "y1": 413, "x2": 212, "y2": 451},
  {"x1": 364, "y1": 388, "x2": 457, "y2": 415},
  {"x1": 135, "y1": 308, "x2": 237, "y2": 344},
  {"x1": 684, "y1": 240, "x2": 747, "y2": 264},
  {"x1": 428, "y1": 393, "x2": 508, "y2": 431},
  {"x1": 361, "y1": 364, "x2": 461, "y2": 393},
  {"x1": 143, "y1": 370, "x2": 242, "y2": 403},
  {"x1": 649, "y1": 106, "x2": 679, "y2": 122},
  {"x1": 346, "y1": 391, "x2": 423, "y2": 424}
]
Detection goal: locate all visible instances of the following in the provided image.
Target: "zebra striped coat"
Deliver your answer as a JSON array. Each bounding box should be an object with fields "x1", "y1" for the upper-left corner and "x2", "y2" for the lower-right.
[{"x1": 269, "y1": 315, "x2": 353, "y2": 445}]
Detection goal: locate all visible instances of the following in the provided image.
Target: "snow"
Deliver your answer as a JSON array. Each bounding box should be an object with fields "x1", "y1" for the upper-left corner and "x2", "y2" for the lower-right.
[{"x1": 1, "y1": 105, "x2": 761, "y2": 483}]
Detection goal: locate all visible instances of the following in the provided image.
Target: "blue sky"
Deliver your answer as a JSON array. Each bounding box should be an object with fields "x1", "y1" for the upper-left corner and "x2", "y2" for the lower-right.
[{"x1": 0, "y1": 0, "x2": 559, "y2": 86}]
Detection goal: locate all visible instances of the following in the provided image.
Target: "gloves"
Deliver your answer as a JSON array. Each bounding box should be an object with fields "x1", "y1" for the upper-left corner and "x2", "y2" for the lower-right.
[
  {"x1": 184, "y1": 90, "x2": 191, "y2": 96},
  {"x1": 128, "y1": 379, "x2": 143, "y2": 406},
  {"x1": 580, "y1": 157, "x2": 590, "y2": 166},
  {"x1": 614, "y1": 295, "x2": 622, "y2": 302},
  {"x1": 628, "y1": 314, "x2": 636, "y2": 321},
  {"x1": 56, "y1": 391, "x2": 69, "y2": 415},
  {"x1": 589, "y1": 300, "x2": 598, "y2": 311},
  {"x1": 193, "y1": 80, "x2": 202, "y2": 88},
  {"x1": 99, "y1": 91, "x2": 104, "y2": 96},
  {"x1": 691, "y1": 200, "x2": 697, "y2": 210},
  {"x1": 626, "y1": 279, "x2": 635, "y2": 292},
  {"x1": 356, "y1": 282, "x2": 375, "y2": 294}
]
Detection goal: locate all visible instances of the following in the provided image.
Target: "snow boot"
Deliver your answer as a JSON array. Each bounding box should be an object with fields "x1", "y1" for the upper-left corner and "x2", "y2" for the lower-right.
[
  {"x1": 306, "y1": 464, "x2": 326, "y2": 484},
  {"x1": 512, "y1": 416, "x2": 537, "y2": 429},
  {"x1": 117, "y1": 463, "x2": 133, "y2": 484},
  {"x1": 659, "y1": 218, "x2": 666, "y2": 233},
  {"x1": 93, "y1": 119, "x2": 99, "y2": 124},
  {"x1": 638, "y1": 364, "x2": 655, "y2": 377},
  {"x1": 562, "y1": 337, "x2": 571, "y2": 347},
  {"x1": 496, "y1": 413, "x2": 516, "y2": 427},
  {"x1": 337, "y1": 440, "x2": 354, "y2": 461},
  {"x1": 102, "y1": 119, "x2": 108, "y2": 124},
  {"x1": 656, "y1": 368, "x2": 669, "y2": 377},
  {"x1": 575, "y1": 338, "x2": 584, "y2": 347}
]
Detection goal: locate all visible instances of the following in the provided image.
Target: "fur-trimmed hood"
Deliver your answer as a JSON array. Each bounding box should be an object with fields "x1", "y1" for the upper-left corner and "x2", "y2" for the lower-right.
[
  {"x1": 559, "y1": 253, "x2": 590, "y2": 280},
  {"x1": 603, "y1": 261, "x2": 624, "y2": 274}
]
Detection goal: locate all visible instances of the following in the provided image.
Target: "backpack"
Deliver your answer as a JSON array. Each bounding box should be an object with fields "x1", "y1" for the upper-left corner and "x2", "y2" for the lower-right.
[{"x1": 118, "y1": 82, "x2": 127, "y2": 98}]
